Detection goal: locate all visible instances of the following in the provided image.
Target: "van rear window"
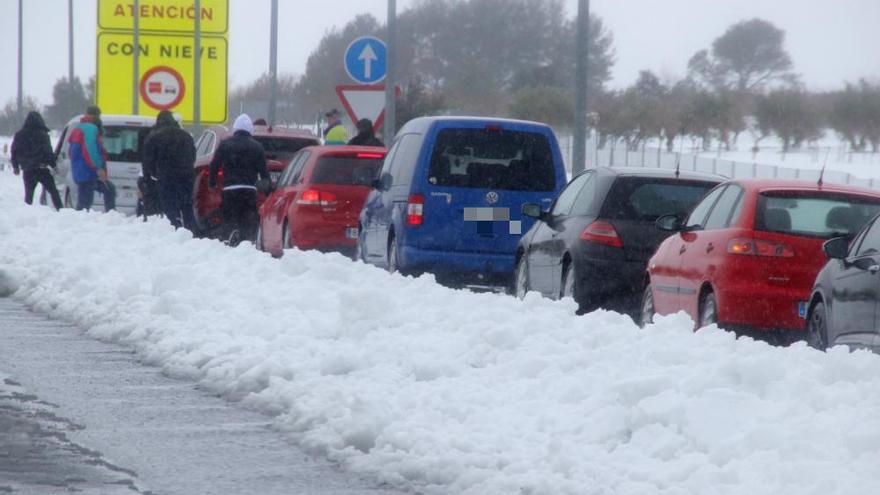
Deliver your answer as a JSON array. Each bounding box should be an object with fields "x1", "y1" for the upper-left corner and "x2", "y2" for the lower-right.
[
  {"x1": 757, "y1": 191, "x2": 880, "y2": 238},
  {"x1": 427, "y1": 128, "x2": 555, "y2": 191},
  {"x1": 311, "y1": 156, "x2": 383, "y2": 185}
]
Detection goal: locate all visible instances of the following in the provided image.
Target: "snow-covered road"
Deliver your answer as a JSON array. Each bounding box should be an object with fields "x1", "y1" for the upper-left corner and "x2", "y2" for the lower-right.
[{"x1": 2, "y1": 169, "x2": 880, "y2": 494}]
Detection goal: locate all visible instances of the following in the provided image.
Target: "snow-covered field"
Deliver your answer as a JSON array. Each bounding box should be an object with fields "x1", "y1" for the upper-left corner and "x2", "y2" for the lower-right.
[{"x1": 2, "y1": 169, "x2": 880, "y2": 494}]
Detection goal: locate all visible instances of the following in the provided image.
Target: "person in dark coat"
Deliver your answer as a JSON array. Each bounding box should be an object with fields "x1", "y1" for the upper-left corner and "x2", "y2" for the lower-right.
[
  {"x1": 11, "y1": 111, "x2": 63, "y2": 210},
  {"x1": 347, "y1": 119, "x2": 384, "y2": 147},
  {"x1": 208, "y1": 114, "x2": 270, "y2": 246},
  {"x1": 142, "y1": 110, "x2": 197, "y2": 232}
]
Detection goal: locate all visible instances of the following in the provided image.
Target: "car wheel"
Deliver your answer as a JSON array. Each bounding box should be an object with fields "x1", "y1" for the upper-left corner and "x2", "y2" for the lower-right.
[
  {"x1": 357, "y1": 226, "x2": 367, "y2": 262},
  {"x1": 282, "y1": 221, "x2": 292, "y2": 250},
  {"x1": 698, "y1": 291, "x2": 718, "y2": 328},
  {"x1": 255, "y1": 224, "x2": 264, "y2": 251},
  {"x1": 639, "y1": 282, "x2": 655, "y2": 327},
  {"x1": 388, "y1": 235, "x2": 398, "y2": 274},
  {"x1": 561, "y1": 262, "x2": 576, "y2": 300},
  {"x1": 807, "y1": 301, "x2": 829, "y2": 350},
  {"x1": 514, "y1": 256, "x2": 529, "y2": 299}
]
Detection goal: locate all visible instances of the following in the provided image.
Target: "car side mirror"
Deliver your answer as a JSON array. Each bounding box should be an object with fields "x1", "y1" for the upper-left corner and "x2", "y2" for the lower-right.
[
  {"x1": 823, "y1": 236, "x2": 849, "y2": 260},
  {"x1": 353, "y1": 166, "x2": 375, "y2": 187},
  {"x1": 256, "y1": 178, "x2": 275, "y2": 194},
  {"x1": 521, "y1": 203, "x2": 544, "y2": 220},
  {"x1": 373, "y1": 172, "x2": 393, "y2": 191},
  {"x1": 655, "y1": 214, "x2": 682, "y2": 232}
]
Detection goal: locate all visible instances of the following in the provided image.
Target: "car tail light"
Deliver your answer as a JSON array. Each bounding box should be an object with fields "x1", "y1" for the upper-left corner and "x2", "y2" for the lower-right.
[
  {"x1": 406, "y1": 194, "x2": 424, "y2": 226},
  {"x1": 580, "y1": 220, "x2": 622, "y2": 247},
  {"x1": 727, "y1": 238, "x2": 794, "y2": 258},
  {"x1": 296, "y1": 189, "x2": 337, "y2": 207},
  {"x1": 356, "y1": 153, "x2": 385, "y2": 159}
]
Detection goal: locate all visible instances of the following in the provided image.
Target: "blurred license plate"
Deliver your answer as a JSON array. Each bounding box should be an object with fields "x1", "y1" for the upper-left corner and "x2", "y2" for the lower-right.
[
  {"x1": 345, "y1": 228, "x2": 358, "y2": 239},
  {"x1": 798, "y1": 301, "x2": 808, "y2": 319}
]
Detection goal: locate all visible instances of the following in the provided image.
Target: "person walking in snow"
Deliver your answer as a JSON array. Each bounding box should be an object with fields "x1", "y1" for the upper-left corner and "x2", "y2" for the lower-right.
[
  {"x1": 208, "y1": 114, "x2": 270, "y2": 246},
  {"x1": 10, "y1": 111, "x2": 63, "y2": 210},
  {"x1": 142, "y1": 110, "x2": 197, "y2": 232},
  {"x1": 347, "y1": 119, "x2": 384, "y2": 147},
  {"x1": 68, "y1": 106, "x2": 116, "y2": 212},
  {"x1": 323, "y1": 109, "x2": 349, "y2": 145}
]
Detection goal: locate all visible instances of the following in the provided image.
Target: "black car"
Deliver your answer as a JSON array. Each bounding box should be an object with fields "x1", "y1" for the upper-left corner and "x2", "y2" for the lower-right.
[
  {"x1": 514, "y1": 167, "x2": 724, "y2": 316},
  {"x1": 807, "y1": 214, "x2": 880, "y2": 352}
]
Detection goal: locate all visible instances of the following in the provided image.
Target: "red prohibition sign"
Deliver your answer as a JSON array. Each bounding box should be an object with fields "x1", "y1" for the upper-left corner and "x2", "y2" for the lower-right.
[{"x1": 139, "y1": 66, "x2": 186, "y2": 111}]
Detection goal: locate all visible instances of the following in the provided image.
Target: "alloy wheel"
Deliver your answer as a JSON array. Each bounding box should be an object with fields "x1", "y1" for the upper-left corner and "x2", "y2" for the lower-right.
[
  {"x1": 640, "y1": 283, "x2": 655, "y2": 327},
  {"x1": 699, "y1": 292, "x2": 718, "y2": 328},
  {"x1": 807, "y1": 302, "x2": 828, "y2": 350},
  {"x1": 561, "y1": 263, "x2": 576, "y2": 300},
  {"x1": 515, "y1": 258, "x2": 528, "y2": 299},
  {"x1": 282, "y1": 222, "x2": 292, "y2": 250},
  {"x1": 388, "y1": 236, "x2": 398, "y2": 274},
  {"x1": 357, "y1": 227, "x2": 367, "y2": 262},
  {"x1": 255, "y1": 224, "x2": 264, "y2": 251}
]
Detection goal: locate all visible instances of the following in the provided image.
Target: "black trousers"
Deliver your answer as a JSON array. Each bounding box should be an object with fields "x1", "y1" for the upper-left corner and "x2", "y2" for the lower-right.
[
  {"x1": 221, "y1": 188, "x2": 258, "y2": 242},
  {"x1": 158, "y1": 177, "x2": 197, "y2": 232},
  {"x1": 23, "y1": 167, "x2": 62, "y2": 210}
]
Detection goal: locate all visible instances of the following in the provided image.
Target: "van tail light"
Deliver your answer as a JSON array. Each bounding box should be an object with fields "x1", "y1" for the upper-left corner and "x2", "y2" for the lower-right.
[
  {"x1": 727, "y1": 238, "x2": 794, "y2": 258},
  {"x1": 580, "y1": 220, "x2": 622, "y2": 248},
  {"x1": 296, "y1": 189, "x2": 338, "y2": 207},
  {"x1": 406, "y1": 194, "x2": 425, "y2": 226}
]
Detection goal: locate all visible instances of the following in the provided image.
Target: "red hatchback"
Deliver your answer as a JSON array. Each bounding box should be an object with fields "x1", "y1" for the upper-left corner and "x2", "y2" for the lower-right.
[
  {"x1": 257, "y1": 146, "x2": 387, "y2": 258},
  {"x1": 192, "y1": 124, "x2": 319, "y2": 235},
  {"x1": 642, "y1": 179, "x2": 880, "y2": 336}
]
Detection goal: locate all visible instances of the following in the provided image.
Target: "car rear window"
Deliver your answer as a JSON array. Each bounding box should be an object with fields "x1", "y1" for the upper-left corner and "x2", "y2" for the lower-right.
[
  {"x1": 255, "y1": 137, "x2": 317, "y2": 160},
  {"x1": 427, "y1": 128, "x2": 556, "y2": 191},
  {"x1": 103, "y1": 126, "x2": 151, "y2": 163},
  {"x1": 757, "y1": 191, "x2": 880, "y2": 238},
  {"x1": 310, "y1": 156, "x2": 383, "y2": 185},
  {"x1": 600, "y1": 178, "x2": 719, "y2": 221}
]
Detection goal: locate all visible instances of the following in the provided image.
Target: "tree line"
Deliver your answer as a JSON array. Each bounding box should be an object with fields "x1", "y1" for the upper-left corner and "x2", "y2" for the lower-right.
[{"x1": 590, "y1": 19, "x2": 880, "y2": 154}]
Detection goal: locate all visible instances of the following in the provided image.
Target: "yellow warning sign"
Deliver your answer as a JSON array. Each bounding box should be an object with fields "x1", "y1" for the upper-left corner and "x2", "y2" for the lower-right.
[
  {"x1": 98, "y1": 0, "x2": 228, "y2": 35},
  {"x1": 96, "y1": 32, "x2": 228, "y2": 124}
]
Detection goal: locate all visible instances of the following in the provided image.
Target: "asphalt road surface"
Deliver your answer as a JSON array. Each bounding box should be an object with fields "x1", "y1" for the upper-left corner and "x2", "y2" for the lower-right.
[{"x1": 0, "y1": 297, "x2": 405, "y2": 495}]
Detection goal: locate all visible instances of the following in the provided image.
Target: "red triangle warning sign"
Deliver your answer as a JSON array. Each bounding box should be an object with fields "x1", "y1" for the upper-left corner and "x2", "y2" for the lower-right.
[{"x1": 335, "y1": 85, "x2": 398, "y2": 131}]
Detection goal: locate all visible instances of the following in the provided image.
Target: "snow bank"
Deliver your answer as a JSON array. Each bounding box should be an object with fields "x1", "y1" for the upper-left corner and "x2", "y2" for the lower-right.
[{"x1": 2, "y1": 170, "x2": 880, "y2": 495}]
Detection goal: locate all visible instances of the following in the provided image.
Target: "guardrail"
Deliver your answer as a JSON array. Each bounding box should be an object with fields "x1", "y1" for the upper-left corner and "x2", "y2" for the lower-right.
[{"x1": 558, "y1": 134, "x2": 880, "y2": 189}]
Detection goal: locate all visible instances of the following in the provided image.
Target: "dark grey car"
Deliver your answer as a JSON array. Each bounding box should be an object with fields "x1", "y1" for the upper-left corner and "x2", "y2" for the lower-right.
[
  {"x1": 514, "y1": 167, "x2": 724, "y2": 316},
  {"x1": 807, "y1": 213, "x2": 880, "y2": 352}
]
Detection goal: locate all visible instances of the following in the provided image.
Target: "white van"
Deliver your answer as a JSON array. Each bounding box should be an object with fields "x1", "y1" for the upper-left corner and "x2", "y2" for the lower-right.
[{"x1": 55, "y1": 114, "x2": 160, "y2": 215}]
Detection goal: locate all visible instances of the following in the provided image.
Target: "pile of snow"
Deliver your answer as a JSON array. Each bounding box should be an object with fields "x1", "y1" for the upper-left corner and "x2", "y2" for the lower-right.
[{"x1": 2, "y1": 169, "x2": 880, "y2": 495}]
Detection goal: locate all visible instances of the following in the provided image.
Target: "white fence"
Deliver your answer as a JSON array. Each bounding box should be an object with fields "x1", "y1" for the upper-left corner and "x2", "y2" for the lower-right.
[{"x1": 557, "y1": 133, "x2": 880, "y2": 190}]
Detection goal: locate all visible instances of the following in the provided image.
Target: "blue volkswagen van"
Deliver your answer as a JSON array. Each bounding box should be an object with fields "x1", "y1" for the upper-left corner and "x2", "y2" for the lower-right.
[{"x1": 357, "y1": 117, "x2": 567, "y2": 286}]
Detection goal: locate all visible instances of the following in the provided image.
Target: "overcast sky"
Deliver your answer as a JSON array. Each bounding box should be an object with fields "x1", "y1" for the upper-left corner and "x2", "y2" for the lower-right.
[{"x1": 1, "y1": 0, "x2": 878, "y2": 107}]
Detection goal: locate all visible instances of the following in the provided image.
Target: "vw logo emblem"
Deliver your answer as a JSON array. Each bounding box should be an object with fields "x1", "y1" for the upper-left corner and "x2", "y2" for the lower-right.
[{"x1": 486, "y1": 191, "x2": 499, "y2": 204}]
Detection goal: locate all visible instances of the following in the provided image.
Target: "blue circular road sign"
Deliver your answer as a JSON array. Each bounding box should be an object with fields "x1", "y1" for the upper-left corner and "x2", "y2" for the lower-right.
[{"x1": 344, "y1": 36, "x2": 387, "y2": 84}]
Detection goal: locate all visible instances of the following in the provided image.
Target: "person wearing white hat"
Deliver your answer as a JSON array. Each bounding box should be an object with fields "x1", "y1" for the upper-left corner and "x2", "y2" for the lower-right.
[{"x1": 208, "y1": 114, "x2": 270, "y2": 246}]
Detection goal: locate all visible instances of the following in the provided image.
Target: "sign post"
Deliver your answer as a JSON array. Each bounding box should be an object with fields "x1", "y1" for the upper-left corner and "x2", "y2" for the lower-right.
[
  {"x1": 384, "y1": 0, "x2": 397, "y2": 141},
  {"x1": 132, "y1": 0, "x2": 140, "y2": 115}
]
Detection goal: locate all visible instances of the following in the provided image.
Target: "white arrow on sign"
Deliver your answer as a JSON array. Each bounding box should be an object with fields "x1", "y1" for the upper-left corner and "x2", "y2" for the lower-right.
[{"x1": 358, "y1": 44, "x2": 378, "y2": 80}]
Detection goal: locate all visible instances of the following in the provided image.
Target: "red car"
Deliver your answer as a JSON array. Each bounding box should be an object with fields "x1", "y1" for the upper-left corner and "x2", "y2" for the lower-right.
[
  {"x1": 256, "y1": 146, "x2": 387, "y2": 258},
  {"x1": 193, "y1": 124, "x2": 319, "y2": 235},
  {"x1": 642, "y1": 179, "x2": 880, "y2": 337}
]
